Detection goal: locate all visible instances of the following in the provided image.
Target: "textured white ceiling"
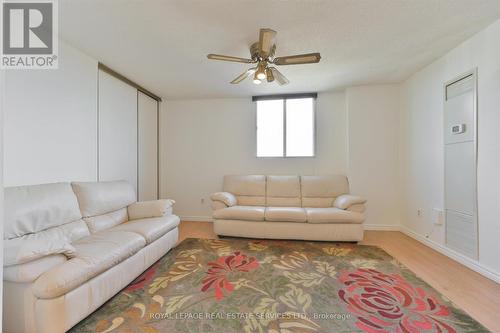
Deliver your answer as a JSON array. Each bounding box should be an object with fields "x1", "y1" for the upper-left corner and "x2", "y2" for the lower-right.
[{"x1": 59, "y1": 0, "x2": 500, "y2": 99}]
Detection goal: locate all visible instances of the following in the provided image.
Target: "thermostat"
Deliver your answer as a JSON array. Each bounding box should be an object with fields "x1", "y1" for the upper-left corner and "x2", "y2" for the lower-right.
[{"x1": 451, "y1": 124, "x2": 465, "y2": 134}]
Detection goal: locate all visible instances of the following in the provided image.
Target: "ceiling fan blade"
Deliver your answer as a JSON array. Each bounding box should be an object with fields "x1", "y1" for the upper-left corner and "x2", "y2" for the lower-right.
[
  {"x1": 266, "y1": 68, "x2": 275, "y2": 82},
  {"x1": 270, "y1": 67, "x2": 289, "y2": 85},
  {"x1": 230, "y1": 67, "x2": 256, "y2": 84},
  {"x1": 259, "y1": 28, "x2": 277, "y2": 58},
  {"x1": 207, "y1": 54, "x2": 254, "y2": 64},
  {"x1": 274, "y1": 52, "x2": 321, "y2": 65}
]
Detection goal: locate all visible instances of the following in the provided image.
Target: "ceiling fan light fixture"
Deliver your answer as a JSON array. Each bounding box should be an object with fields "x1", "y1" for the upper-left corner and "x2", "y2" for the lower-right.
[
  {"x1": 253, "y1": 72, "x2": 262, "y2": 84},
  {"x1": 255, "y1": 63, "x2": 267, "y2": 80}
]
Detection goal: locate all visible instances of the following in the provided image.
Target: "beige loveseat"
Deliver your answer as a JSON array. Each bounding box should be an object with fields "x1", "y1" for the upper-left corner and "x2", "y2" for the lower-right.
[
  {"x1": 211, "y1": 175, "x2": 366, "y2": 241},
  {"x1": 3, "y1": 181, "x2": 180, "y2": 333}
]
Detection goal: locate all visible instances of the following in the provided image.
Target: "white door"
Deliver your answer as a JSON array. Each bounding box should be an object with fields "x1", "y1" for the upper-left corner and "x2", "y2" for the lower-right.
[
  {"x1": 444, "y1": 72, "x2": 477, "y2": 259},
  {"x1": 98, "y1": 70, "x2": 138, "y2": 195},
  {"x1": 138, "y1": 92, "x2": 158, "y2": 201}
]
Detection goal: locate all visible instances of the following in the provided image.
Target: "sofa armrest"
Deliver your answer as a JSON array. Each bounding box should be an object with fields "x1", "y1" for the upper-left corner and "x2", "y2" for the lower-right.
[
  {"x1": 4, "y1": 239, "x2": 75, "y2": 267},
  {"x1": 347, "y1": 204, "x2": 366, "y2": 213},
  {"x1": 128, "y1": 199, "x2": 175, "y2": 220},
  {"x1": 333, "y1": 194, "x2": 366, "y2": 210},
  {"x1": 210, "y1": 192, "x2": 237, "y2": 208},
  {"x1": 4, "y1": 254, "x2": 67, "y2": 283}
]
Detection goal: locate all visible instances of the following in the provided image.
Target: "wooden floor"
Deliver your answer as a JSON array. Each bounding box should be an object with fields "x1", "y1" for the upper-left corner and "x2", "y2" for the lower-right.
[{"x1": 179, "y1": 221, "x2": 500, "y2": 332}]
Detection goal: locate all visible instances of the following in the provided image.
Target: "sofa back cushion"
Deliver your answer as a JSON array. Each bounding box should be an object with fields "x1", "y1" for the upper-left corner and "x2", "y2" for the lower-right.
[
  {"x1": 300, "y1": 175, "x2": 349, "y2": 207},
  {"x1": 83, "y1": 208, "x2": 129, "y2": 233},
  {"x1": 4, "y1": 183, "x2": 83, "y2": 240},
  {"x1": 266, "y1": 175, "x2": 301, "y2": 207},
  {"x1": 223, "y1": 175, "x2": 266, "y2": 206},
  {"x1": 71, "y1": 180, "x2": 136, "y2": 217},
  {"x1": 17, "y1": 219, "x2": 90, "y2": 244}
]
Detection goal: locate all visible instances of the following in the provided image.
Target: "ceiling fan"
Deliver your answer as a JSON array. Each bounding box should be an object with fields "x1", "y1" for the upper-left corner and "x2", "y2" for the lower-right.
[{"x1": 207, "y1": 28, "x2": 321, "y2": 85}]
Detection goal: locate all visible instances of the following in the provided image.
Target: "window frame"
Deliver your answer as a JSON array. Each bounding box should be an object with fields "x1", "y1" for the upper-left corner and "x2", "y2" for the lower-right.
[{"x1": 254, "y1": 93, "x2": 317, "y2": 158}]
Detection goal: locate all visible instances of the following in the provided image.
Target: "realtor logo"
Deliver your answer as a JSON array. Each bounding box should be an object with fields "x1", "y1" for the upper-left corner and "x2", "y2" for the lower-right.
[{"x1": 1, "y1": 0, "x2": 58, "y2": 69}]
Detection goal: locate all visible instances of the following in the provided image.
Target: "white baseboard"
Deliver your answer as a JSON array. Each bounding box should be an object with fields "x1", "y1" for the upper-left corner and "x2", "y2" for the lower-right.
[
  {"x1": 180, "y1": 216, "x2": 213, "y2": 222},
  {"x1": 364, "y1": 224, "x2": 400, "y2": 231},
  {"x1": 400, "y1": 226, "x2": 500, "y2": 284}
]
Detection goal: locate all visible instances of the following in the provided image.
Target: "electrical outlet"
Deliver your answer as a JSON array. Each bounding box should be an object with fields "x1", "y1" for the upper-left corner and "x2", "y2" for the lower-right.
[
  {"x1": 417, "y1": 209, "x2": 422, "y2": 217},
  {"x1": 200, "y1": 198, "x2": 205, "y2": 204},
  {"x1": 433, "y1": 208, "x2": 444, "y2": 225}
]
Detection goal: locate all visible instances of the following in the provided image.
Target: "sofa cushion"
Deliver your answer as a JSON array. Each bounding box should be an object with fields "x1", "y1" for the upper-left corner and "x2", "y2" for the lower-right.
[
  {"x1": 33, "y1": 230, "x2": 145, "y2": 299},
  {"x1": 266, "y1": 175, "x2": 301, "y2": 207},
  {"x1": 4, "y1": 182, "x2": 82, "y2": 239},
  {"x1": 265, "y1": 207, "x2": 306, "y2": 223},
  {"x1": 301, "y1": 175, "x2": 350, "y2": 208},
  {"x1": 236, "y1": 196, "x2": 266, "y2": 206},
  {"x1": 305, "y1": 208, "x2": 364, "y2": 224},
  {"x1": 223, "y1": 175, "x2": 266, "y2": 206},
  {"x1": 84, "y1": 208, "x2": 128, "y2": 233},
  {"x1": 109, "y1": 215, "x2": 180, "y2": 244},
  {"x1": 15, "y1": 219, "x2": 90, "y2": 243},
  {"x1": 213, "y1": 206, "x2": 265, "y2": 221},
  {"x1": 72, "y1": 180, "x2": 136, "y2": 217}
]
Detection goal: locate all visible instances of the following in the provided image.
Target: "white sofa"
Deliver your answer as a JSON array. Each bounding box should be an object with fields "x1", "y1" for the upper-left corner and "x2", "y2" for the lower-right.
[
  {"x1": 211, "y1": 175, "x2": 366, "y2": 241},
  {"x1": 2, "y1": 180, "x2": 180, "y2": 333}
]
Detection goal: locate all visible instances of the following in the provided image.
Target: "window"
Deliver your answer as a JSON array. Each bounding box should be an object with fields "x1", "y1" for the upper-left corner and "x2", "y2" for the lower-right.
[{"x1": 256, "y1": 96, "x2": 315, "y2": 157}]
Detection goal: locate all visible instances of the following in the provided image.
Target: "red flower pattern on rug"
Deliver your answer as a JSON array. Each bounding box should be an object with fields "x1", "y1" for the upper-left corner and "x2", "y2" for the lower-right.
[
  {"x1": 338, "y1": 268, "x2": 456, "y2": 333},
  {"x1": 201, "y1": 251, "x2": 259, "y2": 300},
  {"x1": 124, "y1": 262, "x2": 159, "y2": 292}
]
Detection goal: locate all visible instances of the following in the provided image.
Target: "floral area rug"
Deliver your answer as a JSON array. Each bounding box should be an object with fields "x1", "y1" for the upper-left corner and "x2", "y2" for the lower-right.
[{"x1": 71, "y1": 238, "x2": 488, "y2": 333}]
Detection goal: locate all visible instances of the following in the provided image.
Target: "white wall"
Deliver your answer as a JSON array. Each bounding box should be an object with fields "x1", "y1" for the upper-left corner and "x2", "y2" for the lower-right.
[
  {"x1": 160, "y1": 92, "x2": 348, "y2": 219},
  {"x1": 3, "y1": 40, "x2": 98, "y2": 186},
  {"x1": 400, "y1": 19, "x2": 500, "y2": 279},
  {"x1": 160, "y1": 89, "x2": 400, "y2": 227},
  {"x1": 346, "y1": 85, "x2": 401, "y2": 228}
]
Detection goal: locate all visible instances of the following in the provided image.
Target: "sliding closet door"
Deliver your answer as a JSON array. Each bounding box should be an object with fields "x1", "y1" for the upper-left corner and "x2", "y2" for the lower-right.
[
  {"x1": 138, "y1": 92, "x2": 158, "y2": 200},
  {"x1": 98, "y1": 70, "x2": 138, "y2": 194}
]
